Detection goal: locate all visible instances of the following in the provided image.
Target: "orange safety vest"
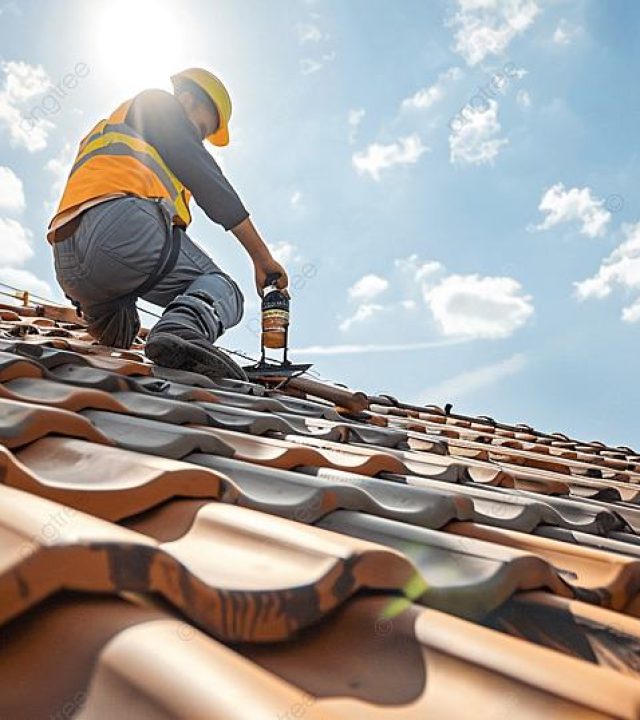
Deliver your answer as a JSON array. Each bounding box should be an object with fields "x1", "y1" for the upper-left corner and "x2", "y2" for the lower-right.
[{"x1": 49, "y1": 98, "x2": 192, "y2": 228}]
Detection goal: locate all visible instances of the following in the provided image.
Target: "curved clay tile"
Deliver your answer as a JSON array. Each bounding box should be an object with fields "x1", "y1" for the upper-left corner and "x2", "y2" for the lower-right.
[
  {"x1": 464, "y1": 464, "x2": 516, "y2": 487},
  {"x1": 190, "y1": 426, "x2": 335, "y2": 470},
  {"x1": 207, "y1": 428, "x2": 407, "y2": 475},
  {"x1": 78, "y1": 354, "x2": 152, "y2": 376},
  {"x1": 404, "y1": 433, "x2": 453, "y2": 455},
  {"x1": 495, "y1": 461, "x2": 627, "y2": 499},
  {"x1": 0, "y1": 377, "x2": 128, "y2": 413},
  {"x1": 195, "y1": 402, "x2": 347, "y2": 440},
  {"x1": 269, "y1": 391, "x2": 345, "y2": 420},
  {"x1": 0, "y1": 485, "x2": 417, "y2": 642},
  {"x1": 294, "y1": 415, "x2": 408, "y2": 448},
  {"x1": 0, "y1": 594, "x2": 168, "y2": 718},
  {"x1": 536, "y1": 527, "x2": 640, "y2": 561},
  {"x1": 288, "y1": 434, "x2": 487, "y2": 482},
  {"x1": 189, "y1": 455, "x2": 473, "y2": 529},
  {"x1": 490, "y1": 486, "x2": 629, "y2": 535},
  {"x1": 0, "y1": 351, "x2": 43, "y2": 381},
  {"x1": 1, "y1": 439, "x2": 227, "y2": 520},
  {"x1": 489, "y1": 446, "x2": 573, "y2": 475},
  {"x1": 399, "y1": 475, "x2": 608, "y2": 534},
  {"x1": 241, "y1": 595, "x2": 640, "y2": 719},
  {"x1": 0, "y1": 397, "x2": 112, "y2": 449},
  {"x1": 510, "y1": 475, "x2": 571, "y2": 495},
  {"x1": 111, "y1": 391, "x2": 211, "y2": 424},
  {"x1": 568, "y1": 482, "x2": 623, "y2": 503},
  {"x1": 317, "y1": 510, "x2": 572, "y2": 619},
  {"x1": 151, "y1": 365, "x2": 263, "y2": 394},
  {"x1": 396, "y1": 453, "x2": 515, "y2": 487},
  {"x1": 82, "y1": 612, "x2": 337, "y2": 720},
  {"x1": 80, "y1": 410, "x2": 234, "y2": 459},
  {"x1": 445, "y1": 522, "x2": 640, "y2": 612},
  {"x1": 0, "y1": 341, "x2": 90, "y2": 369},
  {"x1": 0, "y1": 592, "x2": 336, "y2": 719},
  {"x1": 487, "y1": 591, "x2": 640, "y2": 678},
  {"x1": 161, "y1": 505, "x2": 413, "y2": 638},
  {"x1": 48, "y1": 363, "x2": 139, "y2": 392}
]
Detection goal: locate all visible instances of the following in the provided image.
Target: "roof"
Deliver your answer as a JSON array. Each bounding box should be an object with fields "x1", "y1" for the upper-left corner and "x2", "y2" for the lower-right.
[{"x1": 1, "y1": 300, "x2": 640, "y2": 719}]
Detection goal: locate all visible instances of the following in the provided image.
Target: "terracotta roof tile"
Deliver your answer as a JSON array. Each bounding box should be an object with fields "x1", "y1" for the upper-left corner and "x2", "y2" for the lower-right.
[
  {"x1": 80, "y1": 410, "x2": 234, "y2": 458},
  {"x1": 241, "y1": 595, "x2": 640, "y2": 719},
  {"x1": 0, "y1": 302, "x2": 639, "y2": 716},
  {"x1": 3, "y1": 438, "x2": 226, "y2": 520},
  {"x1": 0, "y1": 484, "x2": 419, "y2": 642},
  {"x1": 487, "y1": 591, "x2": 640, "y2": 677},
  {"x1": 317, "y1": 510, "x2": 572, "y2": 618},
  {"x1": 0, "y1": 397, "x2": 112, "y2": 448},
  {"x1": 446, "y1": 522, "x2": 640, "y2": 611},
  {"x1": 191, "y1": 454, "x2": 473, "y2": 527}
]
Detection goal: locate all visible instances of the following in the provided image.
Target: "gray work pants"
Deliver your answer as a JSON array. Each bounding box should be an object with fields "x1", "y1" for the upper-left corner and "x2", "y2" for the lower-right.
[{"x1": 52, "y1": 196, "x2": 244, "y2": 348}]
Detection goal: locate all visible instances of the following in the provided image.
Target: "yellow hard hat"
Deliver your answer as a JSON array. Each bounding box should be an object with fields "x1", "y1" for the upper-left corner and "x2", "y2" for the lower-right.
[{"x1": 170, "y1": 67, "x2": 232, "y2": 146}]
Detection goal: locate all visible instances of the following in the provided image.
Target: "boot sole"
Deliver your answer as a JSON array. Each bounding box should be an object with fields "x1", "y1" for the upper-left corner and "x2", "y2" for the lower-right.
[{"x1": 145, "y1": 333, "x2": 248, "y2": 381}]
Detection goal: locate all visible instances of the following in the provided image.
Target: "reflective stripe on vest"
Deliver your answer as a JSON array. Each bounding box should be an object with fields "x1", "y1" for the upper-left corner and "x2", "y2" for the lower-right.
[{"x1": 50, "y1": 99, "x2": 192, "y2": 228}]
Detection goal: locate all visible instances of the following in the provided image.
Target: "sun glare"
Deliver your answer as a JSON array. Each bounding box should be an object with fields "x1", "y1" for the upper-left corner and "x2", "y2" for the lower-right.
[{"x1": 93, "y1": 0, "x2": 189, "y2": 95}]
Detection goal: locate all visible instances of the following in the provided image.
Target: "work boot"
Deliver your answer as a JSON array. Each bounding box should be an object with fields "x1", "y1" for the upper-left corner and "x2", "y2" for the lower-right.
[
  {"x1": 145, "y1": 330, "x2": 248, "y2": 381},
  {"x1": 145, "y1": 289, "x2": 248, "y2": 381}
]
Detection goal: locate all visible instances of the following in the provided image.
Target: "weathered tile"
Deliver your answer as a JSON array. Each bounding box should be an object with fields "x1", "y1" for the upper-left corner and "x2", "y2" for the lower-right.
[
  {"x1": 317, "y1": 510, "x2": 571, "y2": 618},
  {"x1": 446, "y1": 522, "x2": 640, "y2": 612}
]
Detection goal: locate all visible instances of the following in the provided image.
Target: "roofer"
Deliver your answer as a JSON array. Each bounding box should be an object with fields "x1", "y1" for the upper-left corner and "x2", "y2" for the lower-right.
[{"x1": 47, "y1": 67, "x2": 289, "y2": 380}]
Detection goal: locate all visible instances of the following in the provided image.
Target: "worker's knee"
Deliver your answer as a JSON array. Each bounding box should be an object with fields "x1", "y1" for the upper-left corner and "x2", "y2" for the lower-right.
[
  {"x1": 220, "y1": 273, "x2": 244, "y2": 328},
  {"x1": 188, "y1": 272, "x2": 244, "y2": 330}
]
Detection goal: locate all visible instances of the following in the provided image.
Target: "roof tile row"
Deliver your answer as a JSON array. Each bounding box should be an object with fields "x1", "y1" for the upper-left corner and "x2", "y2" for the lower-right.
[{"x1": 1, "y1": 303, "x2": 640, "y2": 717}]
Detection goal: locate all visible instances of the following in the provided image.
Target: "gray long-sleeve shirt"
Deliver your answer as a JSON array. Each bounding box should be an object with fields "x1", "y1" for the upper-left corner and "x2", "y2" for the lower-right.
[{"x1": 126, "y1": 89, "x2": 249, "y2": 231}]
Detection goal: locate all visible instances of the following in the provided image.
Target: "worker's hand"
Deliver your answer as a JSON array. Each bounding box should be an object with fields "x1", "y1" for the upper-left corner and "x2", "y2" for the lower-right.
[{"x1": 254, "y1": 257, "x2": 290, "y2": 298}]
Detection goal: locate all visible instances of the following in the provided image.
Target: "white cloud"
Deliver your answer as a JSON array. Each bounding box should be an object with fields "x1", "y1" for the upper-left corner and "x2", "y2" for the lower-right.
[
  {"x1": 553, "y1": 19, "x2": 579, "y2": 45},
  {"x1": 394, "y1": 254, "x2": 443, "y2": 283},
  {"x1": 534, "y1": 183, "x2": 611, "y2": 238},
  {"x1": 290, "y1": 190, "x2": 302, "y2": 207},
  {"x1": 0, "y1": 217, "x2": 33, "y2": 264},
  {"x1": 0, "y1": 266, "x2": 51, "y2": 299},
  {"x1": 516, "y1": 89, "x2": 531, "y2": 108},
  {"x1": 292, "y1": 337, "x2": 471, "y2": 355},
  {"x1": 269, "y1": 241, "x2": 301, "y2": 266},
  {"x1": 449, "y1": 99, "x2": 507, "y2": 165},
  {"x1": 449, "y1": 0, "x2": 540, "y2": 66},
  {"x1": 339, "y1": 302, "x2": 385, "y2": 332},
  {"x1": 339, "y1": 260, "x2": 439, "y2": 335},
  {"x1": 401, "y1": 67, "x2": 462, "y2": 110},
  {"x1": 348, "y1": 108, "x2": 365, "y2": 144},
  {"x1": 0, "y1": 60, "x2": 54, "y2": 152},
  {"x1": 338, "y1": 254, "x2": 532, "y2": 340},
  {"x1": 0, "y1": 166, "x2": 25, "y2": 213},
  {"x1": 297, "y1": 22, "x2": 324, "y2": 43},
  {"x1": 574, "y1": 222, "x2": 640, "y2": 322},
  {"x1": 3, "y1": 60, "x2": 50, "y2": 102},
  {"x1": 348, "y1": 273, "x2": 389, "y2": 302},
  {"x1": 622, "y1": 298, "x2": 640, "y2": 324},
  {"x1": 417, "y1": 353, "x2": 527, "y2": 403},
  {"x1": 340, "y1": 273, "x2": 391, "y2": 331},
  {"x1": 424, "y1": 273, "x2": 534, "y2": 338},
  {"x1": 353, "y1": 133, "x2": 428, "y2": 180}
]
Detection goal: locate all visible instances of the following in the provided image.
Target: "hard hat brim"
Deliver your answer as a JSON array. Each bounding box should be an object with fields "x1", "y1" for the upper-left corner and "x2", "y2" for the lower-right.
[{"x1": 207, "y1": 121, "x2": 229, "y2": 147}]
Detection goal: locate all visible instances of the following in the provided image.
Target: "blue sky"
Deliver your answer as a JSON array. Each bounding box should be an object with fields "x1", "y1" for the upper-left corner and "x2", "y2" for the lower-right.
[{"x1": 0, "y1": 0, "x2": 638, "y2": 446}]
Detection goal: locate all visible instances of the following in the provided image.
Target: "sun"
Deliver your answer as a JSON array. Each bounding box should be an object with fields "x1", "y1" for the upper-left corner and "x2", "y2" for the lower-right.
[{"x1": 92, "y1": 0, "x2": 190, "y2": 95}]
